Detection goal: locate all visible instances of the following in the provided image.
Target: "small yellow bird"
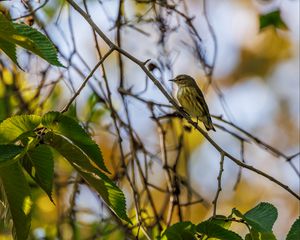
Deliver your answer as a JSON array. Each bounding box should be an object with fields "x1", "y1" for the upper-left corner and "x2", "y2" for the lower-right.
[{"x1": 170, "y1": 74, "x2": 216, "y2": 131}]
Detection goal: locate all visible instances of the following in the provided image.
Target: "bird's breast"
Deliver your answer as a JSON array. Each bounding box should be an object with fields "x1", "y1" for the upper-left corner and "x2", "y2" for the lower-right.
[{"x1": 177, "y1": 87, "x2": 200, "y2": 117}]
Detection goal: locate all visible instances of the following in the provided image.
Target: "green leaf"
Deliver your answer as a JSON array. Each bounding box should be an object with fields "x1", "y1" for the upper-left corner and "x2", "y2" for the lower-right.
[
  {"x1": 64, "y1": 104, "x2": 77, "y2": 120},
  {"x1": 259, "y1": 10, "x2": 288, "y2": 31},
  {"x1": 0, "y1": 115, "x2": 41, "y2": 144},
  {"x1": 22, "y1": 145, "x2": 54, "y2": 201},
  {"x1": 42, "y1": 111, "x2": 109, "y2": 173},
  {"x1": 0, "y1": 162, "x2": 32, "y2": 240},
  {"x1": 286, "y1": 218, "x2": 300, "y2": 240},
  {"x1": 12, "y1": 23, "x2": 64, "y2": 67},
  {"x1": 260, "y1": 231, "x2": 277, "y2": 240},
  {"x1": 0, "y1": 39, "x2": 18, "y2": 67},
  {"x1": 161, "y1": 222, "x2": 197, "y2": 240},
  {"x1": 0, "y1": 144, "x2": 24, "y2": 167},
  {"x1": 233, "y1": 204, "x2": 278, "y2": 240},
  {"x1": 43, "y1": 132, "x2": 130, "y2": 223},
  {"x1": 245, "y1": 229, "x2": 260, "y2": 240},
  {"x1": 208, "y1": 215, "x2": 232, "y2": 229},
  {"x1": 196, "y1": 221, "x2": 243, "y2": 240},
  {"x1": 240, "y1": 202, "x2": 278, "y2": 232},
  {"x1": 0, "y1": 12, "x2": 63, "y2": 67},
  {"x1": 245, "y1": 232, "x2": 259, "y2": 240},
  {"x1": 0, "y1": 12, "x2": 15, "y2": 34},
  {"x1": 245, "y1": 229, "x2": 277, "y2": 240},
  {"x1": 0, "y1": 12, "x2": 20, "y2": 67}
]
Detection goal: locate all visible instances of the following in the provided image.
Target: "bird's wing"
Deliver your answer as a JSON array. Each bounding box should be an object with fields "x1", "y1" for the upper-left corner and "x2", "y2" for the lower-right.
[{"x1": 193, "y1": 81, "x2": 211, "y2": 116}]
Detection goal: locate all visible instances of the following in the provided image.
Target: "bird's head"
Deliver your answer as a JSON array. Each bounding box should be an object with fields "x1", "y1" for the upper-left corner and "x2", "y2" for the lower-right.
[{"x1": 169, "y1": 74, "x2": 195, "y2": 87}]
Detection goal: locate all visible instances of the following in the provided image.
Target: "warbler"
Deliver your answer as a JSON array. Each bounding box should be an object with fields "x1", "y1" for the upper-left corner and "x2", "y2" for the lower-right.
[{"x1": 170, "y1": 74, "x2": 216, "y2": 131}]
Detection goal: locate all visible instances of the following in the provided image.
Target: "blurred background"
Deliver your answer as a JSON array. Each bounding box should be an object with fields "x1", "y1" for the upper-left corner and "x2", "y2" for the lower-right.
[{"x1": 0, "y1": 0, "x2": 299, "y2": 239}]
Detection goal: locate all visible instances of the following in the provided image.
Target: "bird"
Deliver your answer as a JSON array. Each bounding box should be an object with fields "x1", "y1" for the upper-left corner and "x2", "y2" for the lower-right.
[{"x1": 170, "y1": 74, "x2": 216, "y2": 131}]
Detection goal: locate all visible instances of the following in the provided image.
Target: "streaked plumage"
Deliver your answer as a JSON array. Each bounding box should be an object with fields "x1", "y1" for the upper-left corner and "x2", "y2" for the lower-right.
[{"x1": 170, "y1": 74, "x2": 215, "y2": 131}]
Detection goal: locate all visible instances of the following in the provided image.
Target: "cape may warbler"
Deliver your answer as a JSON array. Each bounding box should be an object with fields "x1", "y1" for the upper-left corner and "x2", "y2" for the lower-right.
[{"x1": 170, "y1": 74, "x2": 215, "y2": 131}]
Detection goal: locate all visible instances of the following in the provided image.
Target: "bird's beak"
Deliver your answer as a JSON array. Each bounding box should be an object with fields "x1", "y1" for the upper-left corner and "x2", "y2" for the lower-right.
[{"x1": 169, "y1": 79, "x2": 176, "y2": 82}]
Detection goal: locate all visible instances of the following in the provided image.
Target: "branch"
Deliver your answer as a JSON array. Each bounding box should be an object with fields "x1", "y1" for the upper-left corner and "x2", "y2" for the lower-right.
[
  {"x1": 61, "y1": 47, "x2": 114, "y2": 113},
  {"x1": 213, "y1": 153, "x2": 225, "y2": 216},
  {"x1": 66, "y1": 0, "x2": 299, "y2": 201}
]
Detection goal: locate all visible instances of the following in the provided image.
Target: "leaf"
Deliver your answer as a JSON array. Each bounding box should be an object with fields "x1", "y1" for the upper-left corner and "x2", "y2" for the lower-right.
[
  {"x1": 0, "y1": 39, "x2": 18, "y2": 67},
  {"x1": 22, "y1": 145, "x2": 54, "y2": 201},
  {"x1": 260, "y1": 231, "x2": 277, "y2": 240},
  {"x1": 43, "y1": 132, "x2": 130, "y2": 223},
  {"x1": 259, "y1": 10, "x2": 288, "y2": 31},
  {"x1": 286, "y1": 218, "x2": 300, "y2": 240},
  {"x1": 64, "y1": 103, "x2": 77, "y2": 120},
  {"x1": 0, "y1": 115, "x2": 41, "y2": 144},
  {"x1": 0, "y1": 162, "x2": 32, "y2": 240},
  {"x1": 245, "y1": 229, "x2": 261, "y2": 240},
  {"x1": 245, "y1": 232, "x2": 259, "y2": 240},
  {"x1": 245, "y1": 229, "x2": 277, "y2": 240},
  {"x1": 235, "y1": 202, "x2": 278, "y2": 232},
  {"x1": 42, "y1": 111, "x2": 109, "y2": 173},
  {"x1": 0, "y1": 12, "x2": 64, "y2": 67},
  {"x1": 0, "y1": 144, "x2": 24, "y2": 167},
  {"x1": 0, "y1": 12, "x2": 24, "y2": 68},
  {"x1": 208, "y1": 215, "x2": 232, "y2": 229},
  {"x1": 0, "y1": 12, "x2": 15, "y2": 34},
  {"x1": 161, "y1": 222, "x2": 197, "y2": 240},
  {"x1": 196, "y1": 221, "x2": 243, "y2": 240},
  {"x1": 12, "y1": 23, "x2": 64, "y2": 67},
  {"x1": 0, "y1": 13, "x2": 20, "y2": 67}
]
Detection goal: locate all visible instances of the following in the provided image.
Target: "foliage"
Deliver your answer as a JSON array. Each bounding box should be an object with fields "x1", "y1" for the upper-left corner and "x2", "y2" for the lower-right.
[
  {"x1": 259, "y1": 9, "x2": 288, "y2": 31},
  {"x1": 161, "y1": 203, "x2": 299, "y2": 240},
  {"x1": 0, "y1": 113, "x2": 130, "y2": 240},
  {"x1": 0, "y1": 12, "x2": 63, "y2": 68},
  {"x1": 286, "y1": 218, "x2": 300, "y2": 240},
  {"x1": 161, "y1": 221, "x2": 197, "y2": 240},
  {"x1": 233, "y1": 202, "x2": 277, "y2": 233},
  {"x1": 0, "y1": 163, "x2": 32, "y2": 240}
]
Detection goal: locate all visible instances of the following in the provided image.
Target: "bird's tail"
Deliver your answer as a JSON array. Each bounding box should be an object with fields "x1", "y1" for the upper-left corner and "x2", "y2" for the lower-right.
[{"x1": 204, "y1": 117, "x2": 216, "y2": 132}]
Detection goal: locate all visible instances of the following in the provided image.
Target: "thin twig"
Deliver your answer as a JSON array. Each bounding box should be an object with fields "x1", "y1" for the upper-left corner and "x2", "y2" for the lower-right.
[
  {"x1": 66, "y1": 0, "x2": 300, "y2": 201},
  {"x1": 61, "y1": 47, "x2": 114, "y2": 113},
  {"x1": 212, "y1": 153, "x2": 225, "y2": 217}
]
